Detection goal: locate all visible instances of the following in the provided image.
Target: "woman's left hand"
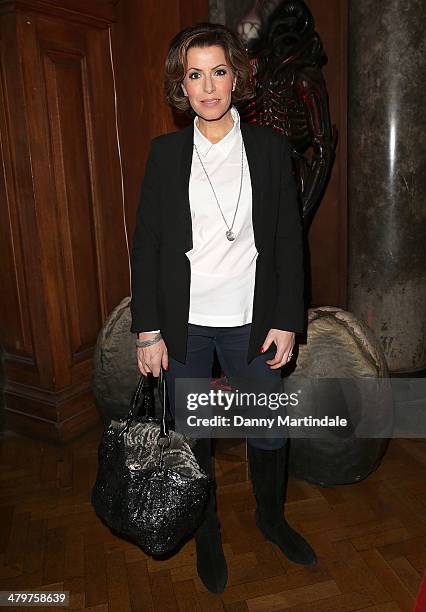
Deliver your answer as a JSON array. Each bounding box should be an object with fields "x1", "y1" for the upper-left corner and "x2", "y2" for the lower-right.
[{"x1": 261, "y1": 329, "x2": 295, "y2": 369}]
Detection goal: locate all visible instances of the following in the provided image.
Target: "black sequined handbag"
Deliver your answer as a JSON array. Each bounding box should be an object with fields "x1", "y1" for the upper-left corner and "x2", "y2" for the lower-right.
[{"x1": 91, "y1": 365, "x2": 211, "y2": 556}]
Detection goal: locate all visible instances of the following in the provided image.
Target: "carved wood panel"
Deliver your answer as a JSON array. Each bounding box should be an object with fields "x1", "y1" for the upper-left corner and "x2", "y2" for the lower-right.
[{"x1": 0, "y1": 0, "x2": 124, "y2": 439}]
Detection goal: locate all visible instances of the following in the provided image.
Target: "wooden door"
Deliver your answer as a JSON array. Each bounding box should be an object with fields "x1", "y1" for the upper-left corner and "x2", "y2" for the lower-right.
[{"x1": 0, "y1": 0, "x2": 124, "y2": 441}]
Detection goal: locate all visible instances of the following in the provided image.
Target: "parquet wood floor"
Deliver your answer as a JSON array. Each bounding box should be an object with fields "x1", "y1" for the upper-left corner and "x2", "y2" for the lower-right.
[{"x1": 1, "y1": 427, "x2": 425, "y2": 611}]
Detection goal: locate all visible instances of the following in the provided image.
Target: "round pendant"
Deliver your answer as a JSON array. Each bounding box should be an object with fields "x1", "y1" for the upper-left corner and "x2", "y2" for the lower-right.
[{"x1": 226, "y1": 230, "x2": 235, "y2": 241}]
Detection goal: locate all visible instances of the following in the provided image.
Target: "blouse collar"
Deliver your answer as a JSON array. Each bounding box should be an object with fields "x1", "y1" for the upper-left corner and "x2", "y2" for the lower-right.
[{"x1": 193, "y1": 105, "x2": 240, "y2": 158}]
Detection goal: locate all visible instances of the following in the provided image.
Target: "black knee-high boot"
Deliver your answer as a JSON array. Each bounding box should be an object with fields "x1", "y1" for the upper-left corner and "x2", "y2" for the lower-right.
[
  {"x1": 193, "y1": 438, "x2": 228, "y2": 593},
  {"x1": 247, "y1": 441, "x2": 317, "y2": 566}
]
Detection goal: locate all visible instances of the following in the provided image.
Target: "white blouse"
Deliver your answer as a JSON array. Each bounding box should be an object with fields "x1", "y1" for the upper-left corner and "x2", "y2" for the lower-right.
[{"x1": 143, "y1": 105, "x2": 258, "y2": 332}]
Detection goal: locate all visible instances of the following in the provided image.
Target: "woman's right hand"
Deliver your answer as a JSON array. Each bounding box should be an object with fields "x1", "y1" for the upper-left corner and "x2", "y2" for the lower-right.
[{"x1": 136, "y1": 332, "x2": 169, "y2": 378}]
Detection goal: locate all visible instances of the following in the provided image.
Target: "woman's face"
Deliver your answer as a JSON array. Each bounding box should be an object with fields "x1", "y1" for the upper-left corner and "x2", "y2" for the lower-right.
[{"x1": 181, "y1": 45, "x2": 236, "y2": 120}]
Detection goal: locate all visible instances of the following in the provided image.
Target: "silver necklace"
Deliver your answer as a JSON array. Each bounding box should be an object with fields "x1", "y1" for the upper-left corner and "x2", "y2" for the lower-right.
[{"x1": 193, "y1": 136, "x2": 244, "y2": 241}]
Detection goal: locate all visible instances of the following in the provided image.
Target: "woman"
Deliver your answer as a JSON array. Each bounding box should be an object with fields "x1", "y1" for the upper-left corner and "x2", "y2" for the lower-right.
[{"x1": 130, "y1": 22, "x2": 316, "y2": 593}]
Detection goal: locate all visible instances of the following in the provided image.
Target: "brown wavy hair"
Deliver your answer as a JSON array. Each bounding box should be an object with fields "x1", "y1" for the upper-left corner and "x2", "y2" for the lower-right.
[{"x1": 164, "y1": 22, "x2": 255, "y2": 116}]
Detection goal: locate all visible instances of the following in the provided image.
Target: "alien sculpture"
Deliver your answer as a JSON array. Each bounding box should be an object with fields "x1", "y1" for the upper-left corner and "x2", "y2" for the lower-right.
[{"x1": 237, "y1": 0, "x2": 337, "y2": 227}]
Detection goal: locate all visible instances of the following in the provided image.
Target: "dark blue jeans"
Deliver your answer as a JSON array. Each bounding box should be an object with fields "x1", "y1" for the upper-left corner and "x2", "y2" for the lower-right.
[{"x1": 164, "y1": 323, "x2": 287, "y2": 450}]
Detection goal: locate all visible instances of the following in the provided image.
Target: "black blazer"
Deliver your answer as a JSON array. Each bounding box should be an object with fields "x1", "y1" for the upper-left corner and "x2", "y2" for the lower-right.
[{"x1": 130, "y1": 120, "x2": 305, "y2": 364}]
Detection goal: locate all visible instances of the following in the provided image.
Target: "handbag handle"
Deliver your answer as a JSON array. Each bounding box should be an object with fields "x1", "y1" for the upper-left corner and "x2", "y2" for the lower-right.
[
  {"x1": 119, "y1": 365, "x2": 170, "y2": 449},
  {"x1": 157, "y1": 365, "x2": 171, "y2": 448}
]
